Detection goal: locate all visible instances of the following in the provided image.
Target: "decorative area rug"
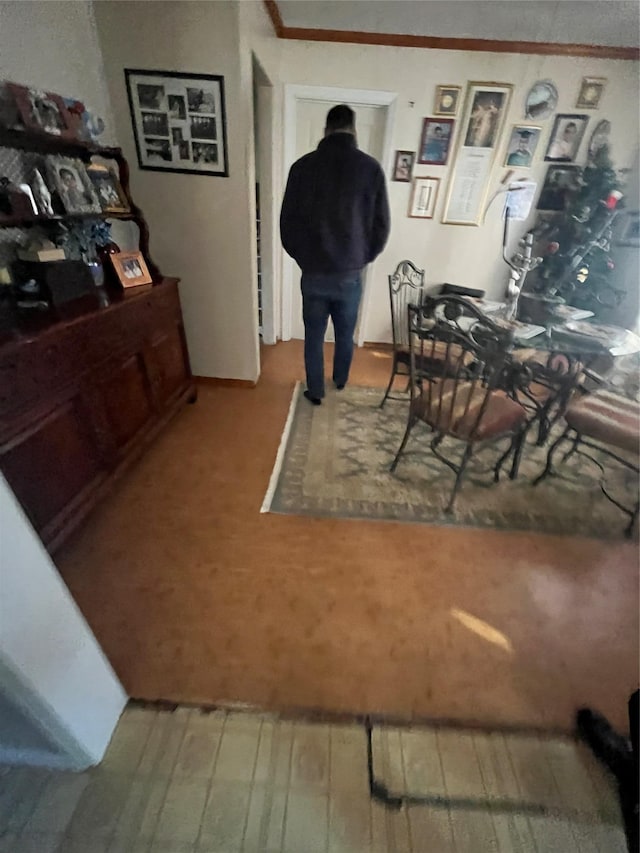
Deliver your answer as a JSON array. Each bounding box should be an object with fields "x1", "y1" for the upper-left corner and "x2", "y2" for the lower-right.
[{"x1": 262, "y1": 383, "x2": 637, "y2": 539}]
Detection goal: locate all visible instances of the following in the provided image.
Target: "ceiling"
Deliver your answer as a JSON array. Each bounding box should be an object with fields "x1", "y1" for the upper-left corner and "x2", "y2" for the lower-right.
[{"x1": 276, "y1": 1, "x2": 640, "y2": 49}]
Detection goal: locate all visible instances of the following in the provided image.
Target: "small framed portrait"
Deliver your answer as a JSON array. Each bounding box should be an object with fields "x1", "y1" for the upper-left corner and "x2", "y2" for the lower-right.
[
  {"x1": 544, "y1": 114, "x2": 589, "y2": 162},
  {"x1": 576, "y1": 77, "x2": 606, "y2": 110},
  {"x1": 408, "y1": 177, "x2": 440, "y2": 219},
  {"x1": 86, "y1": 164, "x2": 130, "y2": 214},
  {"x1": 110, "y1": 251, "x2": 153, "y2": 288},
  {"x1": 434, "y1": 85, "x2": 462, "y2": 116},
  {"x1": 8, "y1": 83, "x2": 74, "y2": 139},
  {"x1": 503, "y1": 125, "x2": 542, "y2": 168},
  {"x1": 537, "y1": 165, "x2": 579, "y2": 211},
  {"x1": 418, "y1": 118, "x2": 454, "y2": 165},
  {"x1": 45, "y1": 156, "x2": 101, "y2": 214},
  {"x1": 392, "y1": 151, "x2": 415, "y2": 182},
  {"x1": 125, "y1": 69, "x2": 228, "y2": 177},
  {"x1": 168, "y1": 95, "x2": 187, "y2": 121},
  {"x1": 136, "y1": 83, "x2": 165, "y2": 110}
]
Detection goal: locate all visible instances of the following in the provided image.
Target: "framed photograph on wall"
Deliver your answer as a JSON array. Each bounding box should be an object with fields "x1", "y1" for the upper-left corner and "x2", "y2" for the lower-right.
[
  {"x1": 536, "y1": 165, "x2": 579, "y2": 211},
  {"x1": 442, "y1": 81, "x2": 513, "y2": 225},
  {"x1": 433, "y1": 85, "x2": 462, "y2": 116},
  {"x1": 418, "y1": 118, "x2": 454, "y2": 166},
  {"x1": 408, "y1": 177, "x2": 440, "y2": 219},
  {"x1": 616, "y1": 210, "x2": 640, "y2": 248},
  {"x1": 392, "y1": 151, "x2": 415, "y2": 182},
  {"x1": 544, "y1": 114, "x2": 589, "y2": 162},
  {"x1": 576, "y1": 77, "x2": 606, "y2": 109},
  {"x1": 125, "y1": 69, "x2": 228, "y2": 177},
  {"x1": 503, "y1": 125, "x2": 542, "y2": 168}
]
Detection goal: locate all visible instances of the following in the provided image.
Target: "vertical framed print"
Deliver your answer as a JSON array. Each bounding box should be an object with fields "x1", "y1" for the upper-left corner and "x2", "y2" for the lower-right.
[
  {"x1": 408, "y1": 177, "x2": 440, "y2": 219},
  {"x1": 125, "y1": 69, "x2": 229, "y2": 177},
  {"x1": 442, "y1": 81, "x2": 513, "y2": 225}
]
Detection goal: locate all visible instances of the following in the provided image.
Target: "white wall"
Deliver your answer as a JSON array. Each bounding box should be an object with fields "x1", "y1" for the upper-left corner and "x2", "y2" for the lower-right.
[
  {"x1": 0, "y1": 0, "x2": 115, "y2": 143},
  {"x1": 0, "y1": 475, "x2": 127, "y2": 769},
  {"x1": 244, "y1": 1, "x2": 640, "y2": 343},
  {"x1": 94, "y1": 0, "x2": 260, "y2": 381}
]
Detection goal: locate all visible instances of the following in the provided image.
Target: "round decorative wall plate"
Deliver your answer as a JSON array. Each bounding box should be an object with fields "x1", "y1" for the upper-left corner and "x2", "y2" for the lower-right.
[{"x1": 525, "y1": 80, "x2": 558, "y2": 120}]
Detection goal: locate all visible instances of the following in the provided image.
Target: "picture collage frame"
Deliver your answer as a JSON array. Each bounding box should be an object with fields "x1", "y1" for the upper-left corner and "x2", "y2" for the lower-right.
[{"x1": 125, "y1": 69, "x2": 229, "y2": 177}]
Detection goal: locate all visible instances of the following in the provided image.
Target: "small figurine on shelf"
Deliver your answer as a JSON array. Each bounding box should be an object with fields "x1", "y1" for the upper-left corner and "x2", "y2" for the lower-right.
[
  {"x1": 0, "y1": 176, "x2": 34, "y2": 218},
  {"x1": 31, "y1": 168, "x2": 53, "y2": 215}
]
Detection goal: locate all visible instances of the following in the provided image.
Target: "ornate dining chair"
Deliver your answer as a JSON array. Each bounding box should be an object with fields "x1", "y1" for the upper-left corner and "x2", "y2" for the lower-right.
[
  {"x1": 510, "y1": 348, "x2": 584, "y2": 445},
  {"x1": 534, "y1": 376, "x2": 639, "y2": 536},
  {"x1": 379, "y1": 260, "x2": 425, "y2": 408},
  {"x1": 390, "y1": 296, "x2": 528, "y2": 512}
]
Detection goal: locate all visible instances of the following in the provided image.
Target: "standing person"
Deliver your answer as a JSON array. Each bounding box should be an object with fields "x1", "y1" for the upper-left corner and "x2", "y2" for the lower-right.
[{"x1": 280, "y1": 104, "x2": 390, "y2": 405}]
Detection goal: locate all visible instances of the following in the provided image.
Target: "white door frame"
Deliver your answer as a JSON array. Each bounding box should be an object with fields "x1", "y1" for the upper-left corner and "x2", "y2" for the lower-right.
[{"x1": 282, "y1": 84, "x2": 397, "y2": 344}]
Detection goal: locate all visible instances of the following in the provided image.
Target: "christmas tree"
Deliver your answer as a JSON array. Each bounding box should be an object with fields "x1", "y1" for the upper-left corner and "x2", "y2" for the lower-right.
[{"x1": 531, "y1": 144, "x2": 624, "y2": 313}]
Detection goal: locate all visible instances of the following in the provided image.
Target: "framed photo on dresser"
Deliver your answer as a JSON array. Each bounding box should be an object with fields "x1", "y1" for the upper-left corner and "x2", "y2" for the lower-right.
[{"x1": 125, "y1": 69, "x2": 228, "y2": 177}]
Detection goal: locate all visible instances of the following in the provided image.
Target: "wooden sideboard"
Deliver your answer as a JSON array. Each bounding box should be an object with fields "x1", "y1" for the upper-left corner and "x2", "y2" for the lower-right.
[{"x1": 0, "y1": 278, "x2": 195, "y2": 553}]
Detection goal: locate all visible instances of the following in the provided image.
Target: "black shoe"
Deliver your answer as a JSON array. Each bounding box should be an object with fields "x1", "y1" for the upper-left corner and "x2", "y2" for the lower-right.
[
  {"x1": 335, "y1": 383, "x2": 345, "y2": 390},
  {"x1": 304, "y1": 390, "x2": 322, "y2": 406},
  {"x1": 576, "y1": 707, "x2": 633, "y2": 781}
]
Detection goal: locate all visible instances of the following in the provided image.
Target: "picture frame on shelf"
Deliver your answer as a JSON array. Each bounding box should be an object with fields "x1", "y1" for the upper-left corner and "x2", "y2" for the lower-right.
[
  {"x1": 536, "y1": 164, "x2": 579, "y2": 211},
  {"x1": 125, "y1": 69, "x2": 228, "y2": 177},
  {"x1": 442, "y1": 81, "x2": 513, "y2": 225},
  {"x1": 408, "y1": 177, "x2": 440, "y2": 219},
  {"x1": 86, "y1": 164, "x2": 130, "y2": 214},
  {"x1": 544, "y1": 114, "x2": 589, "y2": 162},
  {"x1": 392, "y1": 150, "x2": 415, "y2": 182},
  {"x1": 576, "y1": 77, "x2": 607, "y2": 110},
  {"x1": 7, "y1": 83, "x2": 75, "y2": 140},
  {"x1": 503, "y1": 125, "x2": 542, "y2": 168},
  {"x1": 433, "y1": 85, "x2": 462, "y2": 116},
  {"x1": 418, "y1": 118, "x2": 454, "y2": 165},
  {"x1": 110, "y1": 251, "x2": 153, "y2": 288},
  {"x1": 45, "y1": 156, "x2": 101, "y2": 215}
]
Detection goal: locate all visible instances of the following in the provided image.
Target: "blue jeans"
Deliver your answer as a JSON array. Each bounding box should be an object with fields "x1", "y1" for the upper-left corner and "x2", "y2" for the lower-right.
[{"x1": 301, "y1": 271, "x2": 362, "y2": 399}]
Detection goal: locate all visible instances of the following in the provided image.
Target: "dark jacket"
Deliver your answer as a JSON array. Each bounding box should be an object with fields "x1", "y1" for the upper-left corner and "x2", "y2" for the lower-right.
[{"x1": 280, "y1": 132, "x2": 390, "y2": 274}]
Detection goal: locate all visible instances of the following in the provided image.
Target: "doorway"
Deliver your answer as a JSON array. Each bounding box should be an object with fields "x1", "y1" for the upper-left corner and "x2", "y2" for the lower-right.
[
  {"x1": 282, "y1": 85, "x2": 397, "y2": 344},
  {"x1": 252, "y1": 55, "x2": 277, "y2": 345}
]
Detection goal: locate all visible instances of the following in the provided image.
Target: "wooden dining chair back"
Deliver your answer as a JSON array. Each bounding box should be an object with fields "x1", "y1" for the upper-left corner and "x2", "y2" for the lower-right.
[{"x1": 391, "y1": 296, "x2": 528, "y2": 511}]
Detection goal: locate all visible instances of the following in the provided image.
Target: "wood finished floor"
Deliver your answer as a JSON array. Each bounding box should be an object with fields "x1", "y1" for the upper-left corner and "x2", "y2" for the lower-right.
[{"x1": 56, "y1": 341, "x2": 639, "y2": 732}]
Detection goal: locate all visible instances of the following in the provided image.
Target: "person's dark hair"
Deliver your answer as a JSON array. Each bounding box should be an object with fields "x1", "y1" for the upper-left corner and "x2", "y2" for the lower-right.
[
  {"x1": 325, "y1": 104, "x2": 355, "y2": 134},
  {"x1": 566, "y1": 122, "x2": 577, "y2": 131}
]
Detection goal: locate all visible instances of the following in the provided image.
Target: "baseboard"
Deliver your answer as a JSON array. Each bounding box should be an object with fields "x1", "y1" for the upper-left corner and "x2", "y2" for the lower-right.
[
  {"x1": 362, "y1": 341, "x2": 393, "y2": 351},
  {"x1": 195, "y1": 376, "x2": 257, "y2": 388}
]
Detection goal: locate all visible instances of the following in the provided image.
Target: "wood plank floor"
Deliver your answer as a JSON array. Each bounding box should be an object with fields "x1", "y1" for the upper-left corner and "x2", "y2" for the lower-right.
[{"x1": 55, "y1": 341, "x2": 639, "y2": 732}]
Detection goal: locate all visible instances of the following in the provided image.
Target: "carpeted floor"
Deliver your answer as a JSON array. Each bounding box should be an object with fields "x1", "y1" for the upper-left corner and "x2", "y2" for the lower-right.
[
  {"x1": 55, "y1": 341, "x2": 639, "y2": 732},
  {"x1": 267, "y1": 383, "x2": 637, "y2": 539}
]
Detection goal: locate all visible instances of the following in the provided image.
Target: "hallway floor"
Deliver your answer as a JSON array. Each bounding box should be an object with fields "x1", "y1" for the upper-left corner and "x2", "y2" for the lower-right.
[
  {"x1": 0, "y1": 705, "x2": 626, "y2": 852},
  {"x1": 55, "y1": 341, "x2": 639, "y2": 731}
]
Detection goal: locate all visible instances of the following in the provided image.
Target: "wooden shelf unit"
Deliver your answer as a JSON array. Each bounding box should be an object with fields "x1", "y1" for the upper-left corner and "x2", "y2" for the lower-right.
[{"x1": 0, "y1": 123, "x2": 196, "y2": 553}]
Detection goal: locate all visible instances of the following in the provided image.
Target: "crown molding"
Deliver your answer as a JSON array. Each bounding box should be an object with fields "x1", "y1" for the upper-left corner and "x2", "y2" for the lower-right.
[{"x1": 263, "y1": 1, "x2": 639, "y2": 60}]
